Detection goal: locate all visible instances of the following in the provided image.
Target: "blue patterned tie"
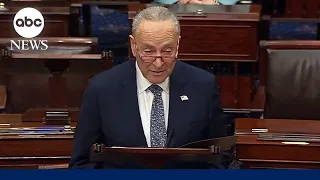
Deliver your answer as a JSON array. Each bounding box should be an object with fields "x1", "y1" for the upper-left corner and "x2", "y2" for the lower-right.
[{"x1": 148, "y1": 84, "x2": 167, "y2": 147}]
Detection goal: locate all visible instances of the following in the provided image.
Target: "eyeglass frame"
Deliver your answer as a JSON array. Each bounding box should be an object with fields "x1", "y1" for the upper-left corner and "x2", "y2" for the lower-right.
[{"x1": 134, "y1": 43, "x2": 178, "y2": 63}]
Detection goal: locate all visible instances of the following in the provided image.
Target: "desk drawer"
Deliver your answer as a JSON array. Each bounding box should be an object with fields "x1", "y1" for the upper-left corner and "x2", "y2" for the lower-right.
[{"x1": 179, "y1": 20, "x2": 258, "y2": 61}]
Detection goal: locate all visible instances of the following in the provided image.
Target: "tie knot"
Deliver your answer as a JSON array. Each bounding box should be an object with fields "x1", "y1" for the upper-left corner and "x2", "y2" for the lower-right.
[{"x1": 148, "y1": 84, "x2": 162, "y2": 95}]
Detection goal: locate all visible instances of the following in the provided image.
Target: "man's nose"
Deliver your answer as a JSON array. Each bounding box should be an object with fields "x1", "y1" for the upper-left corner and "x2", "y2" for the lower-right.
[{"x1": 153, "y1": 55, "x2": 164, "y2": 67}]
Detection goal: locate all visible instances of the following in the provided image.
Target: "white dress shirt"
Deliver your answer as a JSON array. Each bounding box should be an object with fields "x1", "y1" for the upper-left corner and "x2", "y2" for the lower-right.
[{"x1": 136, "y1": 62, "x2": 169, "y2": 147}]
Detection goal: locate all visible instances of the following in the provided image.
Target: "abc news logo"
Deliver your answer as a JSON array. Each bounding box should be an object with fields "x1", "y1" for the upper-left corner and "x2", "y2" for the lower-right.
[
  {"x1": 10, "y1": 7, "x2": 48, "y2": 51},
  {"x1": 15, "y1": 16, "x2": 42, "y2": 28}
]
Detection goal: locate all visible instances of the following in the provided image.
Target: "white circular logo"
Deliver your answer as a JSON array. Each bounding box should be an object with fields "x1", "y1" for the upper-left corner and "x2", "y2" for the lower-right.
[{"x1": 13, "y1": 7, "x2": 44, "y2": 38}]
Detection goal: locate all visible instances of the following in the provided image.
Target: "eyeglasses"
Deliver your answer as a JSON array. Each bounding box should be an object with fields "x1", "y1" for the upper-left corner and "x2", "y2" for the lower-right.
[{"x1": 135, "y1": 45, "x2": 177, "y2": 63}]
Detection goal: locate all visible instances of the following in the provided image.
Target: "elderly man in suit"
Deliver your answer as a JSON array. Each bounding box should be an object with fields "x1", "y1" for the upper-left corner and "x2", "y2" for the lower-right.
[{"x1": 69, "y1": 6, "x2": 229, "y2": 169}]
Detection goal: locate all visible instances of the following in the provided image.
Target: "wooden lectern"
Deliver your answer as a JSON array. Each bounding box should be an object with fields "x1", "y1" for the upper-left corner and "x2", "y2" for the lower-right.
[{"x1": 90, "y1": 136, "x2": 237, "y2": 169}]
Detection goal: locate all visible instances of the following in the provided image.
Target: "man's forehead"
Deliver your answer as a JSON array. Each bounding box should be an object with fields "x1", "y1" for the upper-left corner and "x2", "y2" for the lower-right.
[
  {"x1": 136, "y1": 20, "x2": 176, "y2": 34},
  {"x1": 139, "y1": 41, "x2": 176, "y2": 48}
]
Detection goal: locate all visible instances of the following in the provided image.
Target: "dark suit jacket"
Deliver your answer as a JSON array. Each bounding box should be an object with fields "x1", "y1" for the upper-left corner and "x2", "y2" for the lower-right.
[{"x1": 69, "y1": 59, "x2": 229, "y2": 169}]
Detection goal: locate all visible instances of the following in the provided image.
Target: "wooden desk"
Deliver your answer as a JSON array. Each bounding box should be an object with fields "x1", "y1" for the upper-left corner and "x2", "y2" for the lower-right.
[
  {"x1": 0, "y1": 38, "x2": 112, "y2": 168},
  {"x1": 0, "y1": 85, "x2": 5, "y2": 110},
  {"x1": 0, "y1": 115, "x2": 75, "y2": 169},
  {"x1": 128, "y1": 4, "x2": 261, "y2": 110},
  {"x1": 0, "y1": 51, "x2": 112, "y2": 121},
  {"x1": 235, "y1": 118, "x2": 320, "y2": 169}
]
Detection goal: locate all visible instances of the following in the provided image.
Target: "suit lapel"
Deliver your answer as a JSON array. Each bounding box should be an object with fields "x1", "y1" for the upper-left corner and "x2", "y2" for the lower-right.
[
  {"x1": 120, "y1": 60, "x2": 148, "y2": 147},
  {"x1": 166, "y1": 61, "x2": 187, "y2": 147}
]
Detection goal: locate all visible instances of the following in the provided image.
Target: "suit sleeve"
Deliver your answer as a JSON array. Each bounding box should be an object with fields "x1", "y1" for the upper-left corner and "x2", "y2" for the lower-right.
[
  {"x1": 207, "y1": 75, "x2": 236, "y2": 169},
  {"x1": 69, "y1": 81, "x2": 102, "y2": 169},
  {"x1": 207, "y1": 75, "x2": 227, "y2": 138}
]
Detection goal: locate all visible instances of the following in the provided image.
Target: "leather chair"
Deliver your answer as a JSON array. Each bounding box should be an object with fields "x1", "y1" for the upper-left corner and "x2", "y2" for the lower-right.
[{"x1": 264, "y1": 49, "x2": 320, "y2": 120}]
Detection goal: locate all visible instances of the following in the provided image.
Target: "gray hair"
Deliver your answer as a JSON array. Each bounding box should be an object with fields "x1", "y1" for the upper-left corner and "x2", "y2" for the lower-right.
[{"x1": 132, "y1": 6, "x2": 180, "y2": 36}]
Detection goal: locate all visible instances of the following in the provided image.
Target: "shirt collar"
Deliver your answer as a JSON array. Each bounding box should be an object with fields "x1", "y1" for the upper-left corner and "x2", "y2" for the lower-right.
[{"x1": 136, "y1": 61, "x2": 169, "y2": 94}]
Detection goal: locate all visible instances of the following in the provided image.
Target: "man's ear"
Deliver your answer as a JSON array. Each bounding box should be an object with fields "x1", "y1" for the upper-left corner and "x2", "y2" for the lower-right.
[
  {"x1": 129, "y1": 35, "x2": 137, "y2": 57},
  {"x1": 176, "y1": 35, "x2": 181, "y2": 58}
]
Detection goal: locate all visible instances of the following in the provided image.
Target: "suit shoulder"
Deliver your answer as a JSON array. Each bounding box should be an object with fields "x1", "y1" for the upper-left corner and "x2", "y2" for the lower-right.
[{"x1": 87, "y1": 60, "x2": 132, "y2": 88}]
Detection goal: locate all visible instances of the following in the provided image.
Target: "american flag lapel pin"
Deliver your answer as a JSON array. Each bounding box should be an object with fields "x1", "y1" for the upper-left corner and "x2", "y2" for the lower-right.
[{"x1": 180, "y1": 95, "x2": 189, "y2": 101}]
